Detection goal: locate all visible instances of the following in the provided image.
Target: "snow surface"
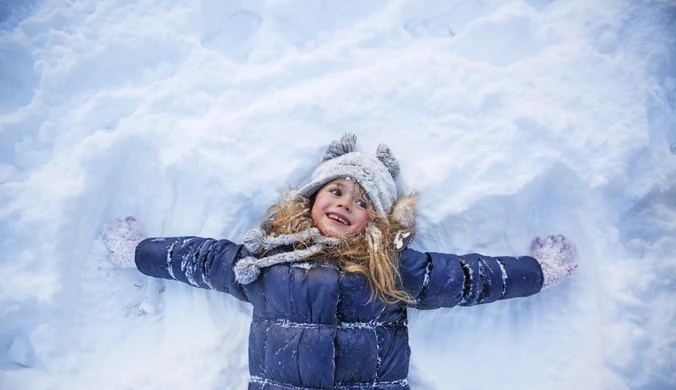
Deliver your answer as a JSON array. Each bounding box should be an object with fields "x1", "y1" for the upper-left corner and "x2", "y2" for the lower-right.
[{"x1": 1, "y1": 0, "x2": 675, "y2": 389}]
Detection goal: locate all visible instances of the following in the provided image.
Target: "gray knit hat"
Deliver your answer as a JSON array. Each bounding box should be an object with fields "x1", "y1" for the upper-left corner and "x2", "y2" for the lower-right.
[{"x1": 297, "y1": 133, "x2": 400, "y2": 215}]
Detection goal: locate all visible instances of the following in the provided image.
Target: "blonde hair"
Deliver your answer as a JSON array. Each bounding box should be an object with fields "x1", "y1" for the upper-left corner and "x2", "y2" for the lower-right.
[{"x1": 261, "y1": 190, "x2": 416, "y2": 304}]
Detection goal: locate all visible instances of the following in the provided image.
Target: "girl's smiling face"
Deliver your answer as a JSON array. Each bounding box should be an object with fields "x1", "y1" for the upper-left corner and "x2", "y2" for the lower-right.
[{"x1": 311, "y1": 179, "x2": 370, "y2": 237}]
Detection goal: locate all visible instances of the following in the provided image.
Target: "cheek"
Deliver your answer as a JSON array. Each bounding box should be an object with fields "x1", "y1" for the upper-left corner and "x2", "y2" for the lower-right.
[
  {"x1": 351, "y1": 211, "x2": 370, "y2": 232},
  {"x1": 310, "y1": 203, "x2": 320, "y2": 225},
  {"x1": 310, "y1": 199, "x2": 325, "y2": 226}
]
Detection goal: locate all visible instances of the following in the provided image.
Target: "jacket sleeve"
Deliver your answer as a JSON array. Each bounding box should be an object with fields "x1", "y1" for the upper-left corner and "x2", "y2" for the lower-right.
[
  {"x1": 399, "y1": 248, "x2": 544, "y2": 309},
  {"x1": 134, "y1": 236, "x2": 250, "y2": 303}
]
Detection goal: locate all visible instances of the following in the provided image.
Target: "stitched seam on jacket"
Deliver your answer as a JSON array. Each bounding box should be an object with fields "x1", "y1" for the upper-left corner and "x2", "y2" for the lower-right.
[
  {"x1": 166, "y1": 240, "x2": 177, "y2": 279},
  {"x1": 458, "y1": 258, "x2": 472, "y2": 305},
  {"x1": 415, "y1": 253, "x2": 433, "y2": 304},
  {"x1": 333, "y1": 271, "x2": 342, "y2": 388},
  {"x1": 476, "y1": 258, "x2": 486, "y2": 304},
  {"x1": 249, "y1": 375, "x2": 409, "y2": 389},
  {"x1": 291, "y1": 261, "x2": 340, "y2": 271},
  {"x1": 184, "y1": 245, "x2": 198, "y2": 287},
  {"x1": 296, "y1": 328, "x2": 303, "y2": 387},
  {"x1": 495, "y1": 258, "x2": 508, "y2": 298},
  {"x1": 201, "y1": 240, "x2": 214, "y2": 289},
  {"x1": 262, "y1": 273, "x2": 270, "y2": 380},
  {"x1": 251, "y1": 317, "x2": 407, "y2": 330},
  {"x1": 373, "y1": 304, "x2": 386, "y2": 385},
  {"x1": 336, "y1": 378, "x2": 409, "y2": 389}
]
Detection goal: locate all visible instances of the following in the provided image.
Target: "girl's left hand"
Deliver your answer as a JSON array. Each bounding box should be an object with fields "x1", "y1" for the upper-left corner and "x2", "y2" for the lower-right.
[
  {"x1": 531, "y1": 235, "x2": 578, "y2": 289},
  {"x1": 102, "y1": 216, "x2": 146, "y2": 269}
]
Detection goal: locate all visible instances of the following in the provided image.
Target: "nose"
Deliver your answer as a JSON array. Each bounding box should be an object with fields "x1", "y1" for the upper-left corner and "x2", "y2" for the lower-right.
[
  {"x1": 337, "y1": 196, "x2": 354, "y2": 213},
  {"x1": 338, "y1": 201, "x2": 351, "y2": 212}
]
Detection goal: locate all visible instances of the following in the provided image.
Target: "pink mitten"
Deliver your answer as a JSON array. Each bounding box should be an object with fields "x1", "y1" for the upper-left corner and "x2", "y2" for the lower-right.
[
  {"x1": 531, "y1": 235, "x2": 578, "y2": 289},
  {"x1": 102, "y1": 216, "x2": 146, "y2": 269}
]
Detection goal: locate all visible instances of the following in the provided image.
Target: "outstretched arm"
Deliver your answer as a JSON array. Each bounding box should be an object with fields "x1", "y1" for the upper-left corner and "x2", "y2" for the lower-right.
[
  {"x1": 400, "y1": 249, "x2": 543, "y2": 309},
  {"x1": 400, "y1": 235, "x2": 576, "y2": 309},
  {"x1": 101, "y1": 217, "x2": 250, "y2": 303}
]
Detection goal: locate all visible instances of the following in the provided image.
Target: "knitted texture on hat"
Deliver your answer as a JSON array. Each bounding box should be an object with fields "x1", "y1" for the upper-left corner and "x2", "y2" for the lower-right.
[{"x1": 297, "y1": 133, "x2": 399, "y2": 215}]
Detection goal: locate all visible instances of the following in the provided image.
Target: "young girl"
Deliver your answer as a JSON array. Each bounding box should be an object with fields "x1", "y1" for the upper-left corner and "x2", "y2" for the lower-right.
[{"x1": 102, "y1": 133, "x2": 577, "y2": 390}]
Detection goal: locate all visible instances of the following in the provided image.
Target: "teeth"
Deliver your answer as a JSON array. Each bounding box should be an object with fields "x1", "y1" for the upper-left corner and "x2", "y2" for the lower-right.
[{"x1": 328, "y1": 214, "x2": 349, "y2": 225}]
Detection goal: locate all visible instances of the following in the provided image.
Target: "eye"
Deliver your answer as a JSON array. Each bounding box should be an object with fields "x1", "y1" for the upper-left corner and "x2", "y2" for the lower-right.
[
  {"x1": 355, "y1": 199, "x2": 368, "y2": 209},
  {"x1": 330, "y1": 187, "x2": 342, "y2": 196}
]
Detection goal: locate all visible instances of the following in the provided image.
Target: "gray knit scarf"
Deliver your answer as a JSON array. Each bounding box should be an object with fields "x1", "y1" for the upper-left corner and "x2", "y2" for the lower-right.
[{"x1": 234, "y1": 227, "x2": 339, "y2": 284}]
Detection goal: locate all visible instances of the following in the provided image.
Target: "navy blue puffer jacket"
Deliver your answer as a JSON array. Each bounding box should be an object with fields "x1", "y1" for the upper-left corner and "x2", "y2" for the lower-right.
[{"x1": 135, "y1": 237, "x2": 543, "y2": 389}]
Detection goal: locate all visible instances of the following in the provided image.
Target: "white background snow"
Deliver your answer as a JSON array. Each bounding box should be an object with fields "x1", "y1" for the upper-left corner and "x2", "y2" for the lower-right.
[{"x1": 1, "y1": 0, "x2": 675, "y2": 389}]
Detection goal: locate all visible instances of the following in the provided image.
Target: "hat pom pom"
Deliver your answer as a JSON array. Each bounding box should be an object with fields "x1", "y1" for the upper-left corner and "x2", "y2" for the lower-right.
[
  {"x1": 323, "y1": 133, "x2": 357, "y2": 161},
  {"x1": 243, "y1": 228, "x2": 267, "y2": 254},
  {"x1": 235, "y1": 257, "x2": 261, "y2": 284},
  {"x1": 376, "y1": 143, "x2": 400, "y2": 180}
]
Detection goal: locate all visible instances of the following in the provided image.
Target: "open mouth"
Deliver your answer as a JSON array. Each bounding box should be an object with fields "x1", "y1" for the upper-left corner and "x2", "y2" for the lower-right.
[{"x1": 327, "y1": 213, "x2": 350, "y2": 226}]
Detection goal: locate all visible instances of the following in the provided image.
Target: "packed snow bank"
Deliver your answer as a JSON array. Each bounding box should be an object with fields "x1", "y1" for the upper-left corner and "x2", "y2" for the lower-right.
[{"x1": 1, "y1": 0, "x2": 675, "y2": 389}]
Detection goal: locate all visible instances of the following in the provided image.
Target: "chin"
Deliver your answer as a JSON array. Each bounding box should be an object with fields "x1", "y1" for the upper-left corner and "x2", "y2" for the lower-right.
[
  {"x1": 325, "y1": 228, "x2": 348, "y2": 238},
  {"x1": 318, "y1": 222, "x2": 349, "y2": 238}
]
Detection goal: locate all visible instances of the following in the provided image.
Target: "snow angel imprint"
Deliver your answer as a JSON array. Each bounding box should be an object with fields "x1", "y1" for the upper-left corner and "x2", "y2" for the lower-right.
[{"x1": 102, "y1": 133, "x2": 577, "y2": 390}]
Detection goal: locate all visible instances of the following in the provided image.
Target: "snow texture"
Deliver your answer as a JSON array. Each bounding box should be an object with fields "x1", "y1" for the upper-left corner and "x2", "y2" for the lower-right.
[{"x1": 1, "y1": 0, "x2": 675, "y2": 389}]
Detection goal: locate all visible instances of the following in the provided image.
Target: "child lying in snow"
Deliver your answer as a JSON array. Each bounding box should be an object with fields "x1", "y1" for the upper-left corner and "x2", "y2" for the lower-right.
[{"x1": 102, "y1": 133, "x2": 577, "y2": 390}]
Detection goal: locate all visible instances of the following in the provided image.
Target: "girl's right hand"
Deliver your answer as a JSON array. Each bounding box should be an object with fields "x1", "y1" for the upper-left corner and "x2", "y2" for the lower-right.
[{"x1": 102, "y1": 216, "x2": 146, "y2": 269}]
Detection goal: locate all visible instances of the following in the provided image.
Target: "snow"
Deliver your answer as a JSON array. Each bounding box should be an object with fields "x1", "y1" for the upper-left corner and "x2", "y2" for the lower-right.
[{"x1": 1, "y1": 0, "x2": 675, "y2": 389}]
